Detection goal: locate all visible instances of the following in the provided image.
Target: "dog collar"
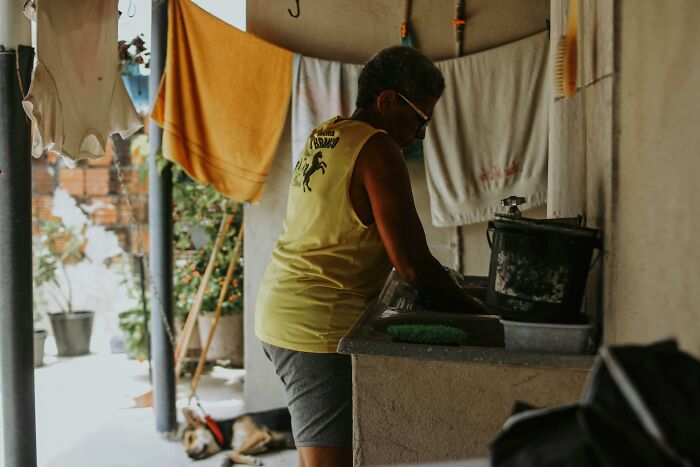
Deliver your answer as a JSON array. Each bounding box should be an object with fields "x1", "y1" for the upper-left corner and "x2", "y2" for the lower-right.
[
  {"x1": 204, "y1": 416, "x2": 225, "y2": 448},
  {"x1": 194, "y1": 400, "x2": 226, "y2": 448}
]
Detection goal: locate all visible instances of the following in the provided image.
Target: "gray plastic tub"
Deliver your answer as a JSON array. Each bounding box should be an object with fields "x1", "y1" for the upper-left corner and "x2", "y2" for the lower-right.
[{"x1": 500, "y1": 319, "x2": 591, "y2": 354}]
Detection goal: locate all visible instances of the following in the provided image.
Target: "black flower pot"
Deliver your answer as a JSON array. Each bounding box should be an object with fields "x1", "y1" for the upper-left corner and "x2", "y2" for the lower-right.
[
  {"x1": 34, "y1": 330, "x2": 48, "y2": 367},
  {"x1": 49, "y1": 311, "x2": 94, "y2": 356}
]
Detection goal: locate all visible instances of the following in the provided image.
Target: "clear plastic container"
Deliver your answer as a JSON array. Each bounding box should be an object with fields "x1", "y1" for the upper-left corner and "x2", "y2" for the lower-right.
[
  {"x1": 376, "y1": 269, "x2": 420, "y2": 315},
  {"x1": 376, "y1": 267, "x2": 469, "y2": 314}
]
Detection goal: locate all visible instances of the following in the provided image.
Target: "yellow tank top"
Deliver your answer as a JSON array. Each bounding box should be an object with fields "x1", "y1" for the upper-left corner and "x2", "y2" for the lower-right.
[{"x1": 255, "y1": 117, "x2": 391, "y2": 353}]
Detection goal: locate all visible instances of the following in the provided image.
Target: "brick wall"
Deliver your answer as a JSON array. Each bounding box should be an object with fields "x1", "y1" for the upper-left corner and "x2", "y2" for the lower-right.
[{"x1": 32, "y1": 130, "x2": 150, "y2": 259}]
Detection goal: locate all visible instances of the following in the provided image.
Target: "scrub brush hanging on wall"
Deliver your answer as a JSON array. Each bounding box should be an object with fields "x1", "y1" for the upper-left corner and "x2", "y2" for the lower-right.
[{"x1": 554, "y1": 0, "x2": 578, "y2": 99}]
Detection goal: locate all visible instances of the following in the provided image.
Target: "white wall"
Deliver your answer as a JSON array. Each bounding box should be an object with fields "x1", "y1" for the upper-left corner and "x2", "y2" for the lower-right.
[
  {"x1": 0, "y1": 0, "x2": 30, "y2": 49},
  {"x1": 608, "y1": 0, "x2": 700, "y2": 356},
  {"x1": 243, "y1": 109, "x2": 294, "y2": 411},
  {"x1": 547, "y1": 0, "x2": 700, "y2": 357}
]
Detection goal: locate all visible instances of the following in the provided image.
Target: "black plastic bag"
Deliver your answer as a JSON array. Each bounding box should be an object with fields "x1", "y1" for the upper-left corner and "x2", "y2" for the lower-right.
[
  {"x1": 491, "y1": 404, "x2": 602, "y2": 467},
  {"x1": 582, "y1": 340, "x2": 700, "y2": 465},
  {"x1": 491, "y1": 340, "x2": 700, "y2": 467}
]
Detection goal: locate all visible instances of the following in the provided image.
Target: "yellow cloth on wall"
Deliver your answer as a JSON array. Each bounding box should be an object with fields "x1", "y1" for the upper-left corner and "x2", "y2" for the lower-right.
[{"x1": 151, "y1": 0, "x2": 293, "y2": 203}]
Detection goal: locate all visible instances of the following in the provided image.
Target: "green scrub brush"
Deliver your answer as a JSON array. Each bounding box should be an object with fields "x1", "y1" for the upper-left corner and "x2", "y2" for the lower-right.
[{"x1": 386, "y1": 324, "x2": 467, "y2": 345}]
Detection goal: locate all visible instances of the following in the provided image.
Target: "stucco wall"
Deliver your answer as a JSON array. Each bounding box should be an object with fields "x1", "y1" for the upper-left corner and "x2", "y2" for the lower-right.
[
  {"x1": 608, "y1": 0, "x2": 700, "y2": 356},
  {"x1": 353, "y1": 355, "x2": 589, "y2": 465},
  {"x1": 244, "y1": 0, "x2": 551, "y2": 411},
  {"x1": 546, "y1": 0, "x2": 700, "y2": 356},
  {"x1": 243, "y1": 108, "x2": 293, "y2": 410}
]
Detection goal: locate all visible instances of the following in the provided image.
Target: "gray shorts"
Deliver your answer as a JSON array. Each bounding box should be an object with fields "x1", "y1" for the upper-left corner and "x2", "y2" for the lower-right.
[{"x1": 262, "y1": 342, "x2": 352, "y2": 447}]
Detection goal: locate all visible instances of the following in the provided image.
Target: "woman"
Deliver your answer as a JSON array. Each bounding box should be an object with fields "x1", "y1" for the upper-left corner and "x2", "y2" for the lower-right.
[{"x1": 256, "y1": 46, "x2": 483, "y2": 467}]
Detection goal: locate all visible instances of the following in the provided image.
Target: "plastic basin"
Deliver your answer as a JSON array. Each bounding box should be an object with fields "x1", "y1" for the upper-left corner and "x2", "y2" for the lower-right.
[{"x1": 500, "y1": 319, "x2": 591, "y2": 354}]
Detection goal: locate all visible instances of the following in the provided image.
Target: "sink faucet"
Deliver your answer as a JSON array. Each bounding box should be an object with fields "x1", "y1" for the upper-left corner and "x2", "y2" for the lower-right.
[{"x1": 501, "y1": 196, "x2": 527, "y2": 217}]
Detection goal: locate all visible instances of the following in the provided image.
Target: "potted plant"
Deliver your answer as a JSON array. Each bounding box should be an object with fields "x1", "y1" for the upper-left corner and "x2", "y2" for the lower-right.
[
  {"x1": 117, "y1": 257, "x2": 150, "y2": 361},
  {"x1": 33, "y1": 218, "x2": 94, "y2": 356},
  {"x1": 118, "y1": 34, "x2": 150, "y2": 113},
  {"x1": 33, "y1": 308, "x2": 48, "y2": 368},
  {"x1": 118, "y1": 305, "x2": 150, "y2": 361},
  {"x1": 33, "y1": 267, "x2": 49, "y2": 367},
  {"x1": 171, "y1": 166, "x2": 244, "y2": 366},
  {"x1": 174, "y1": 238, "x2": 244, "y2": 366}
]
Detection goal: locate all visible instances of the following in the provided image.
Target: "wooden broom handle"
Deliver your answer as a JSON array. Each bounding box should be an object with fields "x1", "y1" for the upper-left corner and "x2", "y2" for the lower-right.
[
  {"x1": 174, "y1": 212, "x2": 233, "y2": 375},
  {"x1": 189, "y1": 223, "x2": 244, "y2": 400}
]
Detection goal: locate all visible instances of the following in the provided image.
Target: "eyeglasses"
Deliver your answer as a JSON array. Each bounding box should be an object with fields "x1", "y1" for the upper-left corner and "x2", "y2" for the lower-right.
[{"x1": 396, "y1": 92, "x2": 431, "y2": 133}]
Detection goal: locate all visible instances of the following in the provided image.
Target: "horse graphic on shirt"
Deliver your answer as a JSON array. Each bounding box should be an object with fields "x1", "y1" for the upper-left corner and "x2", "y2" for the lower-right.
[{"x1": 302, "y1": 151, "x2": 327, "y2": 192}]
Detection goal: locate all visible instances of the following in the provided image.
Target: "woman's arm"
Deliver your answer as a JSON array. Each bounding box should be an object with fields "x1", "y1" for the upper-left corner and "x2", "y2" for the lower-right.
[{"x1": 356, "y1": 134, "x2": 484, "y2": 313}]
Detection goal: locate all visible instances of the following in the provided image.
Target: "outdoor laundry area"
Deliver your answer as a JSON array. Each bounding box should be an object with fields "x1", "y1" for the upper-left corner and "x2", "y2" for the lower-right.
[{"x1": 2, "y1": 1, "x2": 700, "y2": 467}]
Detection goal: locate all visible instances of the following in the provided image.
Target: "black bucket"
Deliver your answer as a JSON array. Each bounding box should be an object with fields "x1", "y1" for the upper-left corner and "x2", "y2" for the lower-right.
[{"x1": 486, "y1": 216, "x2": 601, "y2": 323}]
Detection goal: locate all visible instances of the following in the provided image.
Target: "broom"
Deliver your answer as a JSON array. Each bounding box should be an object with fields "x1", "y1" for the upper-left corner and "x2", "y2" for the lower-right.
[{"x1": 189, "y1": 223, "x2": 244, "y2": 401}]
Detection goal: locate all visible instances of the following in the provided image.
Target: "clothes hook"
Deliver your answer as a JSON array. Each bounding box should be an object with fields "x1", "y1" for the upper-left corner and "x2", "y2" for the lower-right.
[{"x1": 288, "y1": 0, "x2": 300, "y2": 18}]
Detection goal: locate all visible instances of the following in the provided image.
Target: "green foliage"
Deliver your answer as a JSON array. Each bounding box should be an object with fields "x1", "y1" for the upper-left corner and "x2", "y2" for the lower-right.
[
  {"x1": 33, "y1": 218, "x2": 87, "y2": 315},
  {"x1": 33, "y1": 240, "x2": 58, "y2": 290},
  {"x1": 155, "y1": 149, "x2": 170, "y2": 176},
  {"x1": 118, "y1": 306, "x2": 150, "y2": 361},
  {"x1": 172, "y1": 170, "x2": 244, "y2": 320},
  {"x1": 115, "y1": 252, "x2": 151, "y2": 361},
  {"x1": 173, "y1": 235, "x2": 244, "y2": 321},
  {"x1": 128, "y1": 137, "x2": 245, "y2": 324}
]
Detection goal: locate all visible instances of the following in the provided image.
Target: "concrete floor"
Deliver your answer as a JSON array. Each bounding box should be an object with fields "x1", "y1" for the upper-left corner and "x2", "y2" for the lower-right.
[
  {"x1": 0, "y1": 335, "x2": 298, "y2": 467},
  {"x1": 1, "y1": 331, "x2": 490, "y2": 467}
]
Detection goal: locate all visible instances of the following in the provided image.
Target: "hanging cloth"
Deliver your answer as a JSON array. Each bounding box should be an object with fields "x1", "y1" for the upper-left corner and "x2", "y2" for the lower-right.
[
  {"x1": 291, "y1": 1, "x2": 425, "y2": 168},
  {"x1": 22, "y1": 0, "x2": 142, "y2": 166},
  {"x1": 424, "y1": 31, "x2": 550, "y2": 227},
  {"x1": 291, "y1": 52, "x2": 423, "y2": 166},
  {"x1": 151, "y1": 0, "x2": 293, "y2": 203},
  {"x1": 291, "y1": 55, "x2": 362, "y2": 169}
]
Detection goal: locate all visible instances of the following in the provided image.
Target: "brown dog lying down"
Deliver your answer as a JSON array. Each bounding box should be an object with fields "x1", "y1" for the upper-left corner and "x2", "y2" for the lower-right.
[{"x1": 182, "y1": 407, "x2": 295, "y2": 466}]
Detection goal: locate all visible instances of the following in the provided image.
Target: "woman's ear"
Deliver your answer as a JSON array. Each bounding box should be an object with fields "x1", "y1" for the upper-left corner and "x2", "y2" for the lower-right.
[{"x1": 376, "y1": 90, "x2": 398, "y2": 116}]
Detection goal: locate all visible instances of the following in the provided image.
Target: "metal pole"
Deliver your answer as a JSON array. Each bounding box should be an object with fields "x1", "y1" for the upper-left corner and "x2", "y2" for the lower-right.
[
  {"x1": 149, "y1": 0, "x2": 176, "y2": 434},
  {"x1": 0, "y1": 0, "x2": 36, "y2": 465}
]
